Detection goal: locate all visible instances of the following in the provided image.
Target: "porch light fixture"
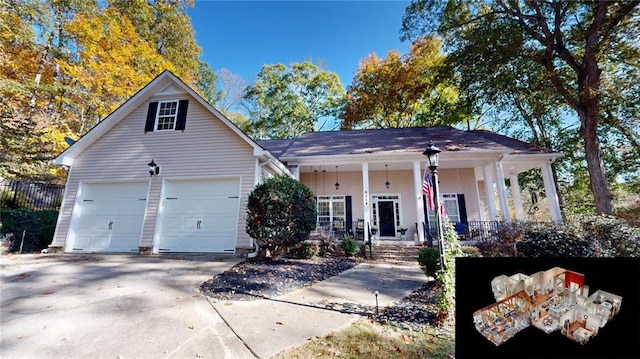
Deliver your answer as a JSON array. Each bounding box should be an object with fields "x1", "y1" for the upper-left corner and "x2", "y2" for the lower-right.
[
  {"x1": 385, "y1": 164, "x2": 390, "y2": 189},
  {"x1": 147, "y1": 159, "x2": 160, "y2": 176},
  {"x1": 423, "y1": 141, "x2": 441, "y2": 170},
  {"x1": 335, "y1": 166, "x2": 340, "y2": 190},
  {"x1": 422, "y1": 141, "x2": 445, "y2": 269}
]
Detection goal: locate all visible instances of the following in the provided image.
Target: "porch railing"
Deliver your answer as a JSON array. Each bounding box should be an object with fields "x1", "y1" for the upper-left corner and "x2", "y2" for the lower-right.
[{"x1": 422, "y1": 221, "x2": 549, "y2": 244}]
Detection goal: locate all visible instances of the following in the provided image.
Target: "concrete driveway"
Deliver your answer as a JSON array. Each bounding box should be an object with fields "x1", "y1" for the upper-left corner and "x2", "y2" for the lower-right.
[{"x1": 0, "y1": 253, "x2": 252, "y2": 359}]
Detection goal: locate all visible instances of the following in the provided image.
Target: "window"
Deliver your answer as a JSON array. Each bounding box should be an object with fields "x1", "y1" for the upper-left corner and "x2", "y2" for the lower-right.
[
  {"x1": 427, "y1": 193, "x2": 461, "y2": 224},
  {"x1": 156, "y1": 101, "x2": 179, "y2": 130},
  {"x1": 317, "y1": 195, "x2": 345, "y2": 230},
  {"x1": 144, "y1": 100, "x2": 189, "y2": 133}
]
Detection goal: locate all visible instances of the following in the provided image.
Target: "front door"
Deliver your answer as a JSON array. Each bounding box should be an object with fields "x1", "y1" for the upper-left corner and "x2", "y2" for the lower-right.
[{"x1": 378, "y1": 201, "x2": 396, "y2": 237}]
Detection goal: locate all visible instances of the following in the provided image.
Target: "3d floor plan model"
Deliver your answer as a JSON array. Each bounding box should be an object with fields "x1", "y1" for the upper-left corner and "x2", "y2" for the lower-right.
[{"x1": 473, "y1": 267, "x2": 622, "y2": 346}]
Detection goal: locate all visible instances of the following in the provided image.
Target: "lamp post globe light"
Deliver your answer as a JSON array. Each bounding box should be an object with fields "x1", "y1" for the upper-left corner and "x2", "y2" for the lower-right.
[{"x1": 423, "y1": 141, "x2": 445, "y2": 270}]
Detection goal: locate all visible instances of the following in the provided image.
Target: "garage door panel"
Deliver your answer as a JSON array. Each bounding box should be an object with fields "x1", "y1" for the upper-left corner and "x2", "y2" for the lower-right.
[
  {"x1": 70, "y1": 182, "x2": 147, "y2": 252},
  {"x1": 158, "y1": 179, "x2": 239, "y2": 253}
]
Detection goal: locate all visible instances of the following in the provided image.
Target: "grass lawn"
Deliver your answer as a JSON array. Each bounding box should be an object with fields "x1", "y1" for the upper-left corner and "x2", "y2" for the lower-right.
[{"x1": 273, "y1": 319, "x2": 454, "y2": 359}]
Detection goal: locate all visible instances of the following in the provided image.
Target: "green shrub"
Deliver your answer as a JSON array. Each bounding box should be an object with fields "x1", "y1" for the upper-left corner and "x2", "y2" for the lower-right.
[
  {"x1": 0, "y1": 209, "x2": 58, "y2": 252},
  {"x1": 517, "y1": 222, "x2": 599, "y2": 257},
  {"x1": 417, "y1": 247, "x2": 440, "y2": 277},
  {"x1": 579, "y1": 214, "x2": 640, "y2": 257},
  {"x1": 340, "y1": 235, "x2": 359, "y2": 257},
  {"x1": 246, "y1": 176, "x2": 317, "y2": 259},
  {"x1": 289, "y1": 241, "x2": 319, "y2": 259},
  {"x1": 434, "y1": 221, "x2": 465, "y2": 322}
]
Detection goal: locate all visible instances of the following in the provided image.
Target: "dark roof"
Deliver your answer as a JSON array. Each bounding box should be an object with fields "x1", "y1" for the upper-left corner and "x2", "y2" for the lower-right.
[
  {"x1": 256, "y1": 139, "x2": 295, "y2": 158},
  {"x1": 258, "y1": 126, "x2": 553, "y2": 159}
]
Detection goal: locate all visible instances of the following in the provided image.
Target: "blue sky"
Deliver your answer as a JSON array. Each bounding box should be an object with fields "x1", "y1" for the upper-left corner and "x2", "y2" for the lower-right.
[{"x1": 188, "y1": 1, "x2": 411, "y2": 87}]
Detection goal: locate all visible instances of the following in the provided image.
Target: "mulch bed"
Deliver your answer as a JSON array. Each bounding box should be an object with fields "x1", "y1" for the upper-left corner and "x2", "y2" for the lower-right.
[
  {"x1": 200, "y1": 255, "x2": 451, "y2": 332},
  {"x1": 200, "y1": 256, "x2": 357, "y2": 301}
]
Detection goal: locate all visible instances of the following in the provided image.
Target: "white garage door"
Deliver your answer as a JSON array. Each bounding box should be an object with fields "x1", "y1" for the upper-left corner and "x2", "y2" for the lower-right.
[
  {"x1": 157, "y1": 178, "x2": 240, "y2": 253},
  {"x1": 70, "y1": 182, "x2": 147, "y2": 252}
]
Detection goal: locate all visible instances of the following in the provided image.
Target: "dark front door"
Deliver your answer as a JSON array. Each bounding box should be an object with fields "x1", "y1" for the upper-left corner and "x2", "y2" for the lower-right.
[{"x1": 378, "y1": 201, "x2": 395, "y2": 237}]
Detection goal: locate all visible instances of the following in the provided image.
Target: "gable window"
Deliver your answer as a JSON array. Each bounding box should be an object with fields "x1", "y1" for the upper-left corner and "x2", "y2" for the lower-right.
[
  {"x1": 144, "y1": 100, "x2": 189, "y2": 133},
  {"x1": 156, "y1": 101, "x2": 178, "y2": 130}
]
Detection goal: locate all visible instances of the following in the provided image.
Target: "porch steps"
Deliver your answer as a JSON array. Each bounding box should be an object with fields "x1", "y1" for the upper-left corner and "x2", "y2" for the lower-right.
[{"x1": 366, "y1": 244, "x2": 425, "y2": 265}]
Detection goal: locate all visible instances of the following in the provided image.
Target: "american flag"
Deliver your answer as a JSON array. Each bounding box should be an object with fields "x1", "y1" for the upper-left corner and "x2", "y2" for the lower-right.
[
  {"x1": 423, "y1": 168, "x2": 449, "y2": 218},
  {"x1": 422, "y1": 169, "x2": 435, "y2": 211}
]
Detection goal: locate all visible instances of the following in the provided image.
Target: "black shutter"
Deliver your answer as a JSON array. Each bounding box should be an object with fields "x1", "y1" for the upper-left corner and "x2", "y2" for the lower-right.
[
  {"x1": 145, "y1": 102, "x2": 158, "y2": 132},
  {"x1": 345, "y1": 196, "x2": 352, "y2": 235},
  {"x1": 457, "y1": 194, "x2": 468, "y2": 224},
  {"x1": 175, "y1": 100, "x2": 189, "y2": 131}
]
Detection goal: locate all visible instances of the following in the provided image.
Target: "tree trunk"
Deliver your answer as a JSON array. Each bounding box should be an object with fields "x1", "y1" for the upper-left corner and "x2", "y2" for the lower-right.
[{"x1": 579, "y1": 104, "x2": 614, "y2": 215}]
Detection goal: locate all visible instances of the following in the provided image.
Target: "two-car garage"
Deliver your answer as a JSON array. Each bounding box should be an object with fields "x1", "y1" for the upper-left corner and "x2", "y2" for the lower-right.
[{"x1": 68, "y1": 178, "x2": 240, "y2": 254}]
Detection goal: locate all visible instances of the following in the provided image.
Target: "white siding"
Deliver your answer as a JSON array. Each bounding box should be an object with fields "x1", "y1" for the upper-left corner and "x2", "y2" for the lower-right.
[{"x1": 53, "y1": 92, "x2": 257, "y2": 251}]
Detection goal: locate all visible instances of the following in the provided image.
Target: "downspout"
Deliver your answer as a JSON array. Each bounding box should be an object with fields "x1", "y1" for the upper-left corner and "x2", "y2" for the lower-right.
[{"x1": 245, "y1": 238, "x2": 260, "y2": 259}]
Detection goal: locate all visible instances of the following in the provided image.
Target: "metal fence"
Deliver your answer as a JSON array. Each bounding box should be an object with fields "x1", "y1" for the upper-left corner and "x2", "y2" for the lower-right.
[
  {"x1": 423, "y1": 220, "x2": 549, "y2": 243},
  {"x1": 0, "y1": 180, "x2": 65, "y2": 211}
]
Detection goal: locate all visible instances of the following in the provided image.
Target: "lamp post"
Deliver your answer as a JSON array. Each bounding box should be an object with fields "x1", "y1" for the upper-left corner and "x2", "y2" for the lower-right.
[{"x1": 423, "y1": 141, "x2": 445, "y2": 270}]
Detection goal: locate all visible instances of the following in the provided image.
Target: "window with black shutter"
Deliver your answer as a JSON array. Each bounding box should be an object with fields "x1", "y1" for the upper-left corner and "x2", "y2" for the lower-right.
[{"x1": 144, "y1": 100, "x2": 189, "y2": 132}]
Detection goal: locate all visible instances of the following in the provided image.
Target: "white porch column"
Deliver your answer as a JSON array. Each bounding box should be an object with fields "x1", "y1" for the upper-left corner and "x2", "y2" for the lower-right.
[
  {"x1": 413, "y1": 160, "x2": 426, "y2": 244},
  {"x1": 493, "y1": 158, "x2": 511, "y2": 223},
  {"x1": 474, "y1": 167, "x2": 486, "y2": 221},
  {"x1": 483, "y1": 164, "x2": 499, "y2": 221},
  {"x1": 509, "y1": 174, "x2": 525, "y2": 221},
  {"x1": 541, "y1": 161, "x2": 562, "y2": 222},
  {"x1": 362, "y1": 162, "x2": 371, "y2": 243}
]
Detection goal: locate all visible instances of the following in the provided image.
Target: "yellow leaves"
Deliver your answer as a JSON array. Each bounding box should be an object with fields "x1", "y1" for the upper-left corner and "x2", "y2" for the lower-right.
[{"x1": 58, "y1": 6, "x2": 175, "y2": 119}]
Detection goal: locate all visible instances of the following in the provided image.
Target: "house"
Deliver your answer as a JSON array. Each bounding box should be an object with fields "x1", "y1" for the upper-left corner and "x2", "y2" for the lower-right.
[
  {"x1": 473, "y1": 267, "x2": 622, "y2": 345},
  {"x1": 258, "y1": 126, "x2": 563, "y2": 244},
  {"x1": 50, "y1": 71, "x2": 562, "y2": 254}
]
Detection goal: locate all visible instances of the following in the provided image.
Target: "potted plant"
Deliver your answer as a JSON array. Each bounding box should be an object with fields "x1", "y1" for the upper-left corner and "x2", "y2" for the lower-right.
[
  {"x1": 397, "y1": 225, "x2": 408, "y2": 238},
  {"x1": 370, "y1": 225, "x2": 378, "y2": 235}
]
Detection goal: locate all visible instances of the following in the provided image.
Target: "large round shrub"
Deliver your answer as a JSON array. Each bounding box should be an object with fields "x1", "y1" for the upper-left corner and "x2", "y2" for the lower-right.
[{"x1": 246, "y1": 176, "x2": 317, "y2": 259}]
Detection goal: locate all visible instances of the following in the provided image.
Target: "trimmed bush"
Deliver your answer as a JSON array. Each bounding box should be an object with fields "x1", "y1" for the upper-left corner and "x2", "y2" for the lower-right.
[
  {"x1": 0, "y1": 209, "x2": 58, "y2": 253},
  {"x1": 246, "y1": 176, "x2": 317, "y2": 259},
  {"x1": 340, "y1": 235, "x2": 359, "y2": 257},
  {"x1": 417, "y1": 247, "x2": 440, "y2": 277}
]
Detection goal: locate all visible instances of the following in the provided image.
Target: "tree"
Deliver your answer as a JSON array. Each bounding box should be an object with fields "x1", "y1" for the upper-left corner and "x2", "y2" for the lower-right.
[
  {"x1": 107, "y1": 0, "x2": 200, "y2": 83},
  {"x1": 244, "y1": 62, "x2": 345, "y2": 139},
  {"x1": 341, "y1": 35, "x2": 471, "y2": 130},
  {"x1": 194, "y1": 62, "x2": 220, "y2": 105},
  {"x1": 402, "y1": 0, "x2": 640, "y2": 215},
  {"x1": 58, "y1": 7, "x2": 177, "y2": 122},
  {"x1": 245, "y1": 175, "x2": 317, "y2": 259},
  {"x1": 216, "y1": 68, "x2": 249, "y2": 115}
]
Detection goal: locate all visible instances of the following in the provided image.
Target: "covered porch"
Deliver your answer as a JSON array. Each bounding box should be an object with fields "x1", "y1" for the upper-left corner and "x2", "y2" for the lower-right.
[{"x1": 290, "y1": 154, "x2": 561, "y2": 245}]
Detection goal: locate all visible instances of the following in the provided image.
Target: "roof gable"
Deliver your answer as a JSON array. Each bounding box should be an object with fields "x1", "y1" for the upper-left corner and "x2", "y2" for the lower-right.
[{"x1": 53, "y1": 70, "x2": 270, "y2": 166}]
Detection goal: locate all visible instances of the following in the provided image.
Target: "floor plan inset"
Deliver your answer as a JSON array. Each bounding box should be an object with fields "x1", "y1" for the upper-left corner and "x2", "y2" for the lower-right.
[{"x1": 473, "y1": 267, "x2": 622, "y2": 346}]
